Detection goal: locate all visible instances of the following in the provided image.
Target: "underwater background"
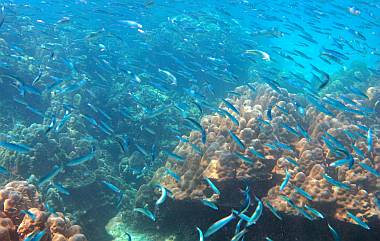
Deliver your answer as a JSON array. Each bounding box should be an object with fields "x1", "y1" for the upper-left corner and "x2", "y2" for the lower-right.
[{"x1": 0, "y1": 0, "x2": 380, "y2": 240}]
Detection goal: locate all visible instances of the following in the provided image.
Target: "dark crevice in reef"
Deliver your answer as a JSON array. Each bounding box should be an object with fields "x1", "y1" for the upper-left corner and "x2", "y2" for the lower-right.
[{"x1": 65, "y1": 182, "x2": 118, "y2": 241}]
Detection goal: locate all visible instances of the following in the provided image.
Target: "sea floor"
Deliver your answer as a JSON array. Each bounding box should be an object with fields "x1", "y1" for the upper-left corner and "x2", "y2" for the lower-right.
[{"x1": 106, "y1": 213, "x2": 178, "y2": 241}]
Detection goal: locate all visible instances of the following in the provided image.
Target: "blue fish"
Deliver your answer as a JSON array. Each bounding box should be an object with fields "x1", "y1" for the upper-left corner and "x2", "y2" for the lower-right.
[
  {"x1": 184, "y1": 117, "x2": 207, "y2": 144},
  {"x1": 218, "y1": 108, "x2": 239, "y2": 126},
  {"x1": 55, "y1": 111, "x2": 71, "y2": 132},
  {"x1": 20, "y1": 209, "x2": 36, "y2": 221},
  {"x1": 248, "y1": 148, "x2": 265, "y2": 159},
  {"x1": 347, "y1": 211, "x2": 370, "y2": 230},
  {"x1": 45, "y1": 115, "x2": 56, "y2": 134},
  {"x1": 266, "y1": 105, "x2": 273, "y2": 121},
  {"x1": 280, "y1": 169, "x2": 291, "y2": 191},
  {"x1": 204, "y1": 212, "x2": 235, "y2": 237},
  {"x1": 231, "y1": 229, "x2": 247, "y2": 241},
  {"x1": 327, "y1": 223, "x2": 341, "y2": 241},
  {"x1": 205, "y1": 177, "x2": 220, "y2": 195},
  {"x1": 102, "y1": 180, "x2": 122, "y2": 194},
  {"x1": 196, "y1": 227, "x2": 204, "y2": 241},
  {"x1": 66, "y1": 147, "x2": 95, "y2": 167},
  {"x1": 165, "y1": 168, "x2": 180, "y2": 182},
  {"x1": 155, "y1": 184, "x2": 168, "y2": 206},
  {"x1": 358, "y1": 162, "x2": 380, "y2": 177},
  {"x1": 228, "y1": 130, "x2": 246, "y2": 150},
  {"x1": 0, "y1": 141, "x2": 32, "y2": 153},
  {"x1": 304, "y1": 205, "x2": 324, "y2": 219},
  {"x1": 38, "y1": 165, "x2": 63, "y2": 187},
  {"x1": 234, "y1": 152, "x2": 254, "y2": 164},
  {"x1": 281, "y1": 123, "x2": 301, "y2": 138},
  {"x1": 163, "y1": 150, "x2": 186, "y2": 162},
  {"x1": 367, "y1": 128, "x2": 373, "y2": 153},
  {"x1": 134, "y1": 207, "x2": 156, "y2": 221},
  {"x1": 322, "y1": 173, "x2": 350, "y2": 190},
  {"x1": 284, "y1": 157, "x2": 299, "y2": 167},
  {"x1": 135, "y1": 143, "x2": 149, "y2": 156},
  {"x1": 264, "y1": 201, "x2": 282, "y2": 220},
  {"x1": 293, "y1": 185, "x2": 313, "y2": 201},
  {"x1": 31, "y1": 229, "x2": 47, "y2": 241},
  {"x1": 222, "y1": 98, "x2": 240, "y2": 116},
  {"x1": 53, "y1": 183, "x2": 70, "y2": 195},
  {"x1": 201, "y1": 199, "x2": 218, "y2": 210}
]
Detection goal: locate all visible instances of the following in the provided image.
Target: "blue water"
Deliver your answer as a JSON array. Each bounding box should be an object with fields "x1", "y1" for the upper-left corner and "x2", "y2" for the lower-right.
[{"x1": 0, "y1": 0, "x2": 380, "y2": 241}]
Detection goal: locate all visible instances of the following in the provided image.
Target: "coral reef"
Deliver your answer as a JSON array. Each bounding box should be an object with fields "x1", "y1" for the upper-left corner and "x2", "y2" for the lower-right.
[
  {"x1": 0, "y1": 181, "x2": 87, "y2": 241},
  {"x1": 138, "y1": 83, "x2": 380, "y2": 226}
]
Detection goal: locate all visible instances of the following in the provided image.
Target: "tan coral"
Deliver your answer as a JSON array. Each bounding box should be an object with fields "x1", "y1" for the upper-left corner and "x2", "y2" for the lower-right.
[
  {"x1": 0, "y1": 181, "x2": 87, "y2": 241},
  {"x1": 140, "y1": 83, "x2": 379, "y2": 227}
]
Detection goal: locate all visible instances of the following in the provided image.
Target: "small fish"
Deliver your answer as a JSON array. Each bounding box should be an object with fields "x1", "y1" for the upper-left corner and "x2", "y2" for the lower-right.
[
  {"x1": 196, "y1": 227, "x2": 204, "y2": 241},
  {"x1": 44, "y1": 202, "x2": 58, "y2": 217},
  {"x1": 190, "y1": 143, "x2": 203, "y2": 155},
  {"x1": 293, "y1": 185, "x2": 313, "y2": 201},
  {"x1": 118, "y1": 20, "x2": 143, "y2": 29},
  {"x1": 228, "y1": 130, "x2": 246, "y2": 150},
  {"x1": 280, "y1": 169, "x2": 291, "y2": 191},
  {"x1": 322, "y1": 173, "x2": 350, "y2": 190},
  {"x1": 165, "y1": 168, "x2": 180, "y2": 182},
  {"x1": 248, "y1": 148, "x2": 265, "y2": 159},
  {"x1": 346, "y1": 211, "x2": 370, "y2": 230},
  {"x1": 0, "y1": 141, "x2": 32, "y2": 153},
  {"x1": 184, "y1": 117, "x2": 206, "y2": 144},
  {"x1": 155, "y1": 184, "x2": 168, "y2": 206},
  {"x1": 32, "y1": 69, "x2": 43, "y2": 85},
  {"x1": 329, "y1": 156, "x2": 354, "y2": 169},
  {"x1": 264, "y1": 201, "x2": 282, "y2": 220},
  {"x1": 55, "y1": 111, "x2": 71, "y2": 132},
  {"x1": 267, "y1": 105, "x2": 273, "y2": 121},
  {"x1": 163, "y1": 150, "x2": 185, "y2": 162},
  {"x1": 135, "y1": 144, "x2": 149, "y2": 156},
  {"x1": 281, "y1": 124, "x2": 301, "y2": 138},
  {"x1": 327, "y1": 223, "x2": 341, "y2": 241},
  {"x1": 38, "y1": 165, "x2": 62, "y2": 187},
  {"x1": 45, "y1": 115, "x2": 56, "y2": 134},
  {"x1": 266, "y1": 237, "x2": 274, "y2": 241},
  {"x1": 66, "y1": 147, "x2": 95, "y2": 167},
  {"x1": 115, "y1": 135, "x2": 129, "y2": 153},
  {"x1": 235, "y1": 152, "x2": 254, "y2": 164},
  {"x1": 245, "y1": 197, "x2": 263, "y2": 226},
  {"x1": 304, "y1": 205, "x2": 324, "y2": 219},
  {"x1": 358, "y1": 162, "x2": 380, "y2": 177},
  {"x1": 31, "y1": 229, "x2": 47, "y2": 241},
  {"x1": 102, "y1": 180, "x2": 122, "y2": 194},
  {"x1": 245, "y1": 49, "x2": 271, "y2": 61},
  {"x1": 134, "y1": 207, "x2": 156, "y2": 221},
  {"x1": 151, "y1": 144, "x2": 157, "y2": 163},
  {"x1": 367, "y1": 128, "x2": 373, "y2": 153},
  {"x1": 205, "y1": 177, "x2": 220, "y2": 195},
  {"x1": 20, "y1": 209, "x2": 36, "y2": 221},
  {"x1": 126, "y1": 233, "x2": 132, "y2": 241},
  {"x1": 201, "y1": 199, "x2": 218, "y2": 210},
  {"x1": 158, "y1": 68, "x2": 177, "y2": 86},
  {"x1": 222, "y1": 99, "x2": 240, "y2": 116},
  {"x1": 218, "y1": 108, "x2": 239, "y2": 126},
  {"x1": 284, "y1": 157, "x2": 299, "y2": 167},
  {"x1": 231, "y1": 229, "x2": 247, "y2": 241},
  {"x1": 204, "y1": 212, "x2": 235, "y2": 237},
  {"x1": 53, "y1": 183, "x2": 70, "y2": 195}
]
